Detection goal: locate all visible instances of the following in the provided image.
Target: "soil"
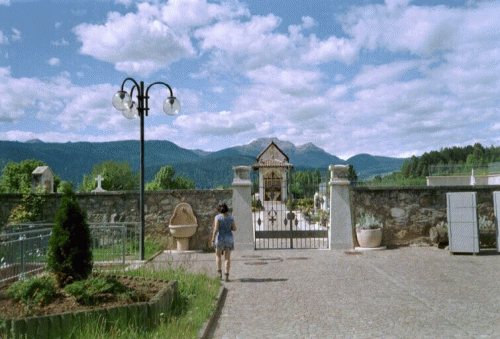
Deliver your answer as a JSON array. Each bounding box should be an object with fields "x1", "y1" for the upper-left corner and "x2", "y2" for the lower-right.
[{"x1": 0, "y1": 274, "x2": 170, "y2": 320}]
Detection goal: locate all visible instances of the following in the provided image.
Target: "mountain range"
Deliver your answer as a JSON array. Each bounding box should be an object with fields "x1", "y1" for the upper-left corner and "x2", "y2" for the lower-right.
[{"x1": 0, "y1": 138, "x2": 405, "y2": 189}]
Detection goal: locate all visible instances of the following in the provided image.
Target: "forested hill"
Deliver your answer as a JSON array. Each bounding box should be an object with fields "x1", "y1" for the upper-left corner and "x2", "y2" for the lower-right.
[
  {"x1": 400, "y1": 143, "x2": 500, "y2": 178},
  {"x1": 0, "y1": 138, "x2": 405, "y2": 188}
]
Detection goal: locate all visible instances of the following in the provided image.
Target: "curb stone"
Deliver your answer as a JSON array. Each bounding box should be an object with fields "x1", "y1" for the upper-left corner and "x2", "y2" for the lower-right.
[{"x1": 198, "y1": 285, "x2": 227, "y2": 339}]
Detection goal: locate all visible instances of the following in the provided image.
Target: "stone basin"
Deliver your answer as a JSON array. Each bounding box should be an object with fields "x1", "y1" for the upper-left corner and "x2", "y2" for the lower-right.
[
  {"x1": 169, "y1": 225, "x2": 198, "y2": 251},
  {"x1": 169, "y1": 203, "x2": 198, "y2": 251}
]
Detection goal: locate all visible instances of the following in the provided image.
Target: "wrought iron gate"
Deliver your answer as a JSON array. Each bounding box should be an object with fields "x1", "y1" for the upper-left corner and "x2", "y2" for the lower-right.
[{"x1": 253, "y1": 169, "x2": 329, "y2": 249}]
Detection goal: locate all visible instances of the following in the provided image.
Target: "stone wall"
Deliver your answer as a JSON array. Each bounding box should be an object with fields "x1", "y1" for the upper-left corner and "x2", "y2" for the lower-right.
[
  {"x1": 0, "y1": 190, "x2": 232, "y2": 250},
  {"x1": 3, "y1": 185, "x2": 499, "y2": 250},
  {"x1": 351, "y1": 185, "x2": 500, "y2": 247}
]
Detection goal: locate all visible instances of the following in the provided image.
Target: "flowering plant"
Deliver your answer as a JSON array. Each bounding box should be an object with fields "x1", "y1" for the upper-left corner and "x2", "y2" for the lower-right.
[{"x1": 355, "y1": 214, "x2": 383, "y2": 230}]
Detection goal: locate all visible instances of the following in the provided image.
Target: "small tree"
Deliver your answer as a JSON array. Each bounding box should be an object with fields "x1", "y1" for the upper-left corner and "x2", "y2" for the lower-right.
[
  {"x1": 7, "y1": 187, "x2": 46, "y2": 224},
  {"x1": 146, "y1": 165, "x2": 195, "y2": 190},
  {"x1": 347, "y1": 164, "x2": 358, "y2": 182},
  {"x1": 0, "y1": 159, "x2": 44, "y2": 193},
  {"x1": 46, "y1": 187, "x2": 93, "y2": 287},
  {"x1": 79, "y1": 160, "x2": 139, "y2": 192}
]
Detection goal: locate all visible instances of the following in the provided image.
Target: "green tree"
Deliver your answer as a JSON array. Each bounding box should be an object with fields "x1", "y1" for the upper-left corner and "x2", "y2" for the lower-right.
[
  {"x1": 79, "y1": 160, "x2": 139, "y2": 192},
  {"x1": 46, "y1": 187, "x2": 93, "y2": 287},
  {"x1": 347, "y1": 164, "x2": 358, "y2": 182},
  {"x1": 56, "y1": 181, "x2": 74, "y2": 193},
  {"x1": 7, "y1": 187, "x2": 46, "y2": 224},
  {"x1": 146, "y1": 165, "x2": 195, "y2": 190},
  {"x1": 0, "y1": 159, "x2": 45, "y2": 193}
]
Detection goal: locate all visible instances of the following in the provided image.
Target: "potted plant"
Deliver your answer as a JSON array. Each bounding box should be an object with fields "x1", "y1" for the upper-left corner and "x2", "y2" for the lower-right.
[{"x1": 355, "y1": 214, "x2": 383, "y2": 248}]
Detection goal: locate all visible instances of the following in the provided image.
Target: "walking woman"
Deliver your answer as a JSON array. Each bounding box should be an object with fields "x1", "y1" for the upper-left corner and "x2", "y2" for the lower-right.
[{"x1": 211, "y1": 203, "x2": 236, "y2": 282}]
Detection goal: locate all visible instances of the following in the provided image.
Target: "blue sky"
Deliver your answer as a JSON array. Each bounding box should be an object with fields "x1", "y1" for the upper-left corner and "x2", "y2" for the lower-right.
[{"x1": 0, "y1": 0, "x2": 499, "y2": 159}]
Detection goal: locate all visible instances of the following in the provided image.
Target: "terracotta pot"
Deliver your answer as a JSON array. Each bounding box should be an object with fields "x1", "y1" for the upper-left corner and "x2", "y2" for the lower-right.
[{"x1": 356, "y1": 228, "x2": 383, "y2": 248}]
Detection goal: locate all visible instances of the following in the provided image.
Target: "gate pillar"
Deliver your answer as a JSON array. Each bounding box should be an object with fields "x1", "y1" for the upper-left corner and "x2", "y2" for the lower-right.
[
  {"x1": 329, "y1": 165, "x2": 354, "y2": 250},
  {"x1": 232, "y1": 166, "x2": 254, "y2": 251}
]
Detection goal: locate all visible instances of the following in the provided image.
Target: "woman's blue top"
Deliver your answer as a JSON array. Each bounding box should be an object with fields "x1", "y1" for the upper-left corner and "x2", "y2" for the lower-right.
[{"x1": 215, "y1": 214, "x2": 235, "y2": 251}]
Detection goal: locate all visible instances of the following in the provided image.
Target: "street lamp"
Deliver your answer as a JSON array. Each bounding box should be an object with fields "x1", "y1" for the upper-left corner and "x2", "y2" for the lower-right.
[{"x1": 112, "y1": 78, "x2": 180, "y2": 260}]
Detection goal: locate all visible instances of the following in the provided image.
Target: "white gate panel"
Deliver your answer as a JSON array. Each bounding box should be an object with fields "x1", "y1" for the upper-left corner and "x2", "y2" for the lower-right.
[
  {"x1": 446, "y1": 192, "x2": 479, "y2": 253},
  {"x1": 492, "y1": 191, "x2": 500, "y2": 252}
]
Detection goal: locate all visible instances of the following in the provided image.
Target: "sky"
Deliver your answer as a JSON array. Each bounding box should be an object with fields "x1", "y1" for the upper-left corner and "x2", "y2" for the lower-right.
[{"x1": 0, "y1": 0, "x2": 499, "y2": 159}]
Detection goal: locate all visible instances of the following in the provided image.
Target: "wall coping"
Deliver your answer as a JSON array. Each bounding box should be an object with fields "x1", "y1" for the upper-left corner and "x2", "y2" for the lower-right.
[
  {"x1": 0, "y1": 189, "x2": 233, "y2": 198},
  {"x1": 351, "y1": 185, "x2": 500, "y2": 192}
]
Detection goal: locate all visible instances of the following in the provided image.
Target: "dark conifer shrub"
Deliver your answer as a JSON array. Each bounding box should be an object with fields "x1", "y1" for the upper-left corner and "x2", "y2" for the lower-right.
[{"x1": 46, "y1": 187, "x2": 93, "y2": 287}]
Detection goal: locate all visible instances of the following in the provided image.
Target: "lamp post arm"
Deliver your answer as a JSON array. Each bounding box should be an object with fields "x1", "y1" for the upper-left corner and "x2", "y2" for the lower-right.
[
  {"x1": 121, "y1": 77, "x2": 141, "y2": 92},
  {"x1": 145, "y1": 82, "x2": 174, "y2": 98}
]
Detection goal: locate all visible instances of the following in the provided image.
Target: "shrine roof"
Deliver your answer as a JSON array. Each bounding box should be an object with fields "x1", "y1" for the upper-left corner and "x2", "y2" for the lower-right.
[
  {"x1": 252, "y1": 158, "x2": 293, "y2": 169},
  {"x1": 256, "y1": 141, "x2": 290, "y2": 162}
]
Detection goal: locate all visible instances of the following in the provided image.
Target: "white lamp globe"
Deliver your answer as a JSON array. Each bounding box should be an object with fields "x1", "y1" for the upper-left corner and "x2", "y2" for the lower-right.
[
  {"x1": 163, "y1": 97, "x2": 181, "y2": 116},
  {"x1": 112, "y1": 91, "x2": 132, "y2": 111},
  {"x1": 121, "y1": 101, "x2": 138, "y2": 119}
]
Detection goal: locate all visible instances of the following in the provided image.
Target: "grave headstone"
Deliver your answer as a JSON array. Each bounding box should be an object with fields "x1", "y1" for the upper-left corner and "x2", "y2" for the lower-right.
[{"x1": 91, "y1": 175, "x2": 107, "y2": 193}]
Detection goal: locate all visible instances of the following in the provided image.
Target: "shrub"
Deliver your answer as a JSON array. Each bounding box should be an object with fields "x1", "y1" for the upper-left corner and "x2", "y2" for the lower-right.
[
  {"x1": 7, "y1": 187, "x2": 46, "y2": 224},
  {"x1": 7, "y1": 274, "x2": 57, "y2": 307},
  {"x1": 46, "y1": 188, "x2": 93, "y2": 287},
  {"x1": 65, "y1": 277, "x2": 127, "y2": 305},
  {"x1": 252, "y1": 198, "x2": 262, "y2": 211}
]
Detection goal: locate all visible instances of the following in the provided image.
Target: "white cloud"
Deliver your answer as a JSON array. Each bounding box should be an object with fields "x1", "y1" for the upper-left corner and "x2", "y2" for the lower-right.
[
  {"x1": 341, "y1": 0, "x2": 464, "y2": 56},
  {"x1": 74, "y1": 3, "x2": 197, "y2": 77},
  {"x1": 301, "y1": 35, "x2": 358, "y2": 64},
  {"x1": 161, "y1": 0, "x2": 250, "y2": 29},
  {"x1": 195, "y1": 14, "x2": 290, "y2": 71},
  {"x1": 301, "y1": 16, "x2": 316, "y2": 29},
  {"x1": 11, "y1": 28, "x2": 21, "y2": 41},
  {"x1": 0, "y1": 68, "x2": 147, "y2": 135},
  {"x1": 351, "y1": 60, "x2": 422, "y2": 87},
  {"x1": 55, "y1": 22, "x2": 61, "y2": 29},
  {"x1": 2, "y1": 0, "x2": 500, "y2": 159},
  {"x1": 174, "y1": 109, "x2": 257, "y2": 136},
  {"x1": 0, "y1": 31, "x2": 7, "y2": 45},
  {"x1": 47, "y1": 57, "x2": 61, "y2": 66},
  {"x1": 0, "y1": 0, "x2": 10, "y2": 6},
  {"x1": 51, "y1": 38, "x2": 69, "y2": 46},
  {"x1": 115, "y1": 0, "x2": 134, "y2": 8},
  {"x1": 246, "y1": 65, "x2": 322, "y2": 95}
]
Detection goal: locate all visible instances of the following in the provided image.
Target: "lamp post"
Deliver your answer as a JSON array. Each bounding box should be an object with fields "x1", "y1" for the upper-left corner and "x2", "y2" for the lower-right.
[{"x1": 112, "y1": 78, "x2": 180, "y2": 260}]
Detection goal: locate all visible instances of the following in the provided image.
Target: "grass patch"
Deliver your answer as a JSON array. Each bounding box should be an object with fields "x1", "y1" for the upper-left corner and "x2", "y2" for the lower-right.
[
  {"x1": 92, "y1": 240, "x2": 163, "y2": 262},
  {"x1": 71, "y1": 267, "x2": 221, "y2": 339}
]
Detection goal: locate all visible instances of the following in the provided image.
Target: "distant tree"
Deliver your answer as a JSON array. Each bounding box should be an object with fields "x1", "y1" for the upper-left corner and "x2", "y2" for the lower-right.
[
  {"x1": 56, "y1": 181, "x2": 74, "y2": 193},
  {"x1": 7, "y1": 187, "x2": 46, "y2": 224},
  {"x1": 290, "y1": 170, "x2": 324, "y2": 199},
  {"x1": 146, "y1": 165, "x2": 195, "y2": 190},
  {"x1": 347, "y1": 165, "x2": 358, "y2": 182},
  {"x1": 0, "y1": 159, "x2": 46, "y2": 193},
  {"x1": 79, "y1": 160, "x2": 139, "y2": 192},
  {"x1": 46, "y1": 187, "x2": 93, "y2": 287}
]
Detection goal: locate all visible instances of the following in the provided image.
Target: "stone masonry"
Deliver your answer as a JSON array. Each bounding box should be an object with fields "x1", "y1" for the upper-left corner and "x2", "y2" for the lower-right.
[
  {"x1": 0, "y1": 190, "x2": 232, "y2": 250},
  {"x1": 2, "y1": 185, "x2": 500, "y2": 249},
  {"x1": 352, "y1": 185, "x2": 499, "y2": 247}
]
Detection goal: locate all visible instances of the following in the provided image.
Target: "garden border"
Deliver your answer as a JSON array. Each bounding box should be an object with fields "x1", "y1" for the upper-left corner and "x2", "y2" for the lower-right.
[{"x1": 2, "y1": 277, "x2": 178, "y2": 339}]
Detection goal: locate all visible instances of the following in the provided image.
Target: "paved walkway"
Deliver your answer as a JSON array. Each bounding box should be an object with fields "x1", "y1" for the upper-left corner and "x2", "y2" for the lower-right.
[{"x1": 147, "y1": 247, "x2": 500, "y2": 338}]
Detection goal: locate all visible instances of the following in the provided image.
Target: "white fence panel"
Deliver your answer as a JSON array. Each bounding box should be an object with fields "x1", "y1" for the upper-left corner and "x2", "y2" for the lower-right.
[
  {"x1": 492, "y1": 191, "x2": 500, "y2": 253},
  {"x1": 446, "y1": 192, "x2": 479, "y2": 253}
]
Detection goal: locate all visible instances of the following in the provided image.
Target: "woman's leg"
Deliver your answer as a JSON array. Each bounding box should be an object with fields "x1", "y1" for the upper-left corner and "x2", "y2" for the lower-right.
[
  {"x1": 224, "y1": 250, "x2": 231, "y2": 275},
  {"x1": 216, "y1": 249, "x2": 222, "y2": 276}
]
